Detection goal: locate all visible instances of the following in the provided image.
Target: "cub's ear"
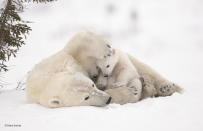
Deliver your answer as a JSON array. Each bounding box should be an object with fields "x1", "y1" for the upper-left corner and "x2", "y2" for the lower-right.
[{"x1": 48, "y1": 97, "x2": 61, "y2": 108}]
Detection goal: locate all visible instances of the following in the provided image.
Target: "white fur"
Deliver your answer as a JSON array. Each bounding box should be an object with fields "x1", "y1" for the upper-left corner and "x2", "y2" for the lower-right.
[
  {"x1": 64, "y1": 32, "x2": 113, "y2": 80},
  {"x1": 128, "y1": 54, "x2": 183, "y2": 98},
  {"x1": 104, "y1": 86, "x2": 140, "y2": 105},
  {"x1": 26, "y1": 32, "x2": 111, "y2": 108},
  {"x1": 26, "y1": 31, "x2": 183, "y2": 108},
  {"x1": 96, "y1": 49, "x2": 183, "y2": 104},
  {"x1": 96, "y1": 49, "x2": 142, "y2": 104}
]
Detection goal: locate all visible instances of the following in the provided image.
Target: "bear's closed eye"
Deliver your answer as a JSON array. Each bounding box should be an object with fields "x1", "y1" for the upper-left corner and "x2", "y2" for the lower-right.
[
  {"x1": 84, "y1": 96, "x2": 89, "y2": 100},
  {"x1": 51, "y1": 100, "x2": 60, "y2": 104}
]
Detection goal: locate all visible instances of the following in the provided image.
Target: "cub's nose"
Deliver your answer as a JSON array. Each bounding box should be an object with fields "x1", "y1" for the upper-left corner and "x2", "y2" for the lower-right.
[
  {"x1": 92, "y1": 75, "x2": 98, "y2": 81},
  {"x1": 104, "y1": 74, "x2": 108, "y2": 77},
  {"x1": 106, "y1": 96, "x2": 112, "y2": 105}
]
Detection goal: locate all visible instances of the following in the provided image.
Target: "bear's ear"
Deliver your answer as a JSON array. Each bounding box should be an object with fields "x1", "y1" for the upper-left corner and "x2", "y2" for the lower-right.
[{"x1": 48, "y1": 97, "x2": 61, "y2": 108}]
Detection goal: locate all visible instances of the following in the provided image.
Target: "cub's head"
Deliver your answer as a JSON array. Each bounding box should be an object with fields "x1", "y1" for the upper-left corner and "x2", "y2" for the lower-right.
[
  {"x1": 41, "y1": 72, "x2": 111, "y2": 108},
  {"x1": 96, "y1": 49, "x2": 119, "y2": 77}
]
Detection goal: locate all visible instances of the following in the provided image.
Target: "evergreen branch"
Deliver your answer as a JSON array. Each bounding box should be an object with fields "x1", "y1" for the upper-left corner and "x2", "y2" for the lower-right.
[
  {"x1": 0, "y1": 0, "x2": 55, "y2": 73},
  {"x1": 23, "y1": 0, "x2": 55, "y2": 3}
]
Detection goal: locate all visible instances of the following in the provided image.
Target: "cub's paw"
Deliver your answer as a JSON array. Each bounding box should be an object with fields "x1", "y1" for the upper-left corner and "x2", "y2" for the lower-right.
[
  {"x1": 133, "y1": 87, "x2": 139, "y2": 95},
  {"x1": 157, "y1": 82, "x2": 182, "y2": 96},
  {"x1": 128, "y1": 85, "x2": 138, "y2": 95}
]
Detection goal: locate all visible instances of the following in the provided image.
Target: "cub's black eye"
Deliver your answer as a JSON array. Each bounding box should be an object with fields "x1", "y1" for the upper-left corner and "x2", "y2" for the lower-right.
[
  {"x1": 106, "y1": 65, "x2": 110, "y2": 68},
  {"x1": 92, "y1": 84, "x2": 95, "y2": 87},
  {"x1": 107, "y1": 54, "x2": 111, "y2": 56},
  {"x1": 84, "y1": 96, "x2": 89, "y2": 100}
]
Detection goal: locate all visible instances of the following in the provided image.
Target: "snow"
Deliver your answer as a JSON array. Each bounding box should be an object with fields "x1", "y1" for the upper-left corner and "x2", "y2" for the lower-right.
[
  {"x1": 0, "y1": 0, "x2": 203, "y2": 131},
  {"x1": 0, "y1": 90, "x2": 202, "y2": 131}
]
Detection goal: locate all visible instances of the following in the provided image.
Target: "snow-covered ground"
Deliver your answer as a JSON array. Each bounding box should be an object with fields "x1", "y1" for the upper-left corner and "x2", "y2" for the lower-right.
[{"x1": 0, "y1": 0, "x2": 203, "y2": 131}]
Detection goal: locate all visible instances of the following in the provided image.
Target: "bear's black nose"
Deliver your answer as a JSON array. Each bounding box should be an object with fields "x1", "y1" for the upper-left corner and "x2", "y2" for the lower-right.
[
  {"x1": 106, "y1": 96, "x2": 112, "y2": 104},
  {"x1": 93, "y1": 75, "x2": 98, "y2": 79},
  {"x1": 104, "y1": 74, "x2": 108, "y2": 77}
]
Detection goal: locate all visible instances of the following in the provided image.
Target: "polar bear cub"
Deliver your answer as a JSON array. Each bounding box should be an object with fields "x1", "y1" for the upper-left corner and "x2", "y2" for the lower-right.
[
  {"x1": 95, "y1": 49, "x2": 183, "y2": 103},
  {"x1": 96, "y1": 49, "x2": 143, "y2": 104}
]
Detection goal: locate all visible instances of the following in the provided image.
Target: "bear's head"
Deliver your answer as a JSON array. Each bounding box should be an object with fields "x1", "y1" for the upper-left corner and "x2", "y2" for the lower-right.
[
  {"x1": 96, "y1": 49, "x2": 119, "y2": 77},
  {"x1": 40, "y1": 72, "x2": 111, "y2": 108}
]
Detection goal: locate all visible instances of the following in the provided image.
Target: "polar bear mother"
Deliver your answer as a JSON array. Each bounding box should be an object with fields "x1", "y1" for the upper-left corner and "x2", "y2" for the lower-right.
[{"x1": 26, "y1": 32, "x2": 112, "y2": 108}]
